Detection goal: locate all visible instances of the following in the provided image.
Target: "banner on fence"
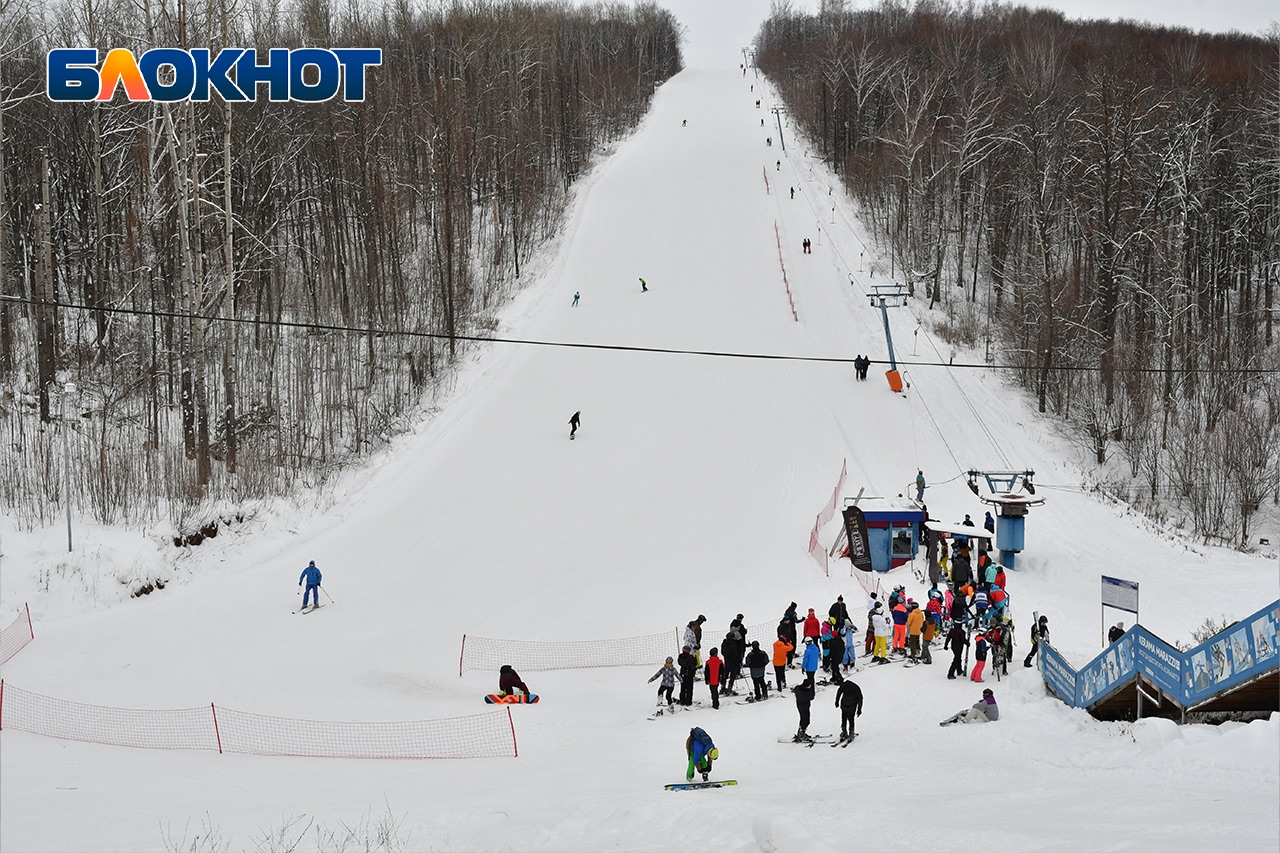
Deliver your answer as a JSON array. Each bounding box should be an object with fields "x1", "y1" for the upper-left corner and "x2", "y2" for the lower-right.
[{"x1": 842, "y1": 506, "x2": 872, "y2": 573}]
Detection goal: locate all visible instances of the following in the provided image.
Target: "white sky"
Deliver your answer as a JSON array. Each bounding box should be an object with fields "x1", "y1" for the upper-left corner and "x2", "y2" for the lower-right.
[{"x1": 666, "y1": 0, "x2": 1278, "y2": 69}]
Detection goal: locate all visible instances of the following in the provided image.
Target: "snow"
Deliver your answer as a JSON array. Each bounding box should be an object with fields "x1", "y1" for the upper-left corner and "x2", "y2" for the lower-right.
[{"x1": 2, "y1": 54, "x2": 1278, "y2": 853}]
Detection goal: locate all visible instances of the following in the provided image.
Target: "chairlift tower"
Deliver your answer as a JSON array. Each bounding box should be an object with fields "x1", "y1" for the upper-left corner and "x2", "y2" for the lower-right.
[
  {"x1": 869, "y1": 283, "x2": 907, "y2": 393},
  {"x1": 965, "y1": 469, "x2": 1045, "y2": 569}
]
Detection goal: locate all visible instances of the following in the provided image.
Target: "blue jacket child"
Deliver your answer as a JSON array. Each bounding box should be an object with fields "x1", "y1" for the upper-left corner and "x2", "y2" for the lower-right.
[{"x1": 299, "y1": 561, "x2": 322, "y2": 608}]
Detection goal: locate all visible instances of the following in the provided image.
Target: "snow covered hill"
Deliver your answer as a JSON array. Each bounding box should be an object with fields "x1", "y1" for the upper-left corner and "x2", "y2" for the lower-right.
[{"x1": 2, "y1": 60, "x2": 1277, "y2": 853}]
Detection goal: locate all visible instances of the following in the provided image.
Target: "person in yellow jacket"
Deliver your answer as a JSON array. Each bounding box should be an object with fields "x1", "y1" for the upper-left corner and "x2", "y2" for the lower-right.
[
  {"x1": 906, "y1": 601, "x2": 925, "y2": 661},
  {"x1": 772, "y1": 634, "x2": 794, "y2": 692}
]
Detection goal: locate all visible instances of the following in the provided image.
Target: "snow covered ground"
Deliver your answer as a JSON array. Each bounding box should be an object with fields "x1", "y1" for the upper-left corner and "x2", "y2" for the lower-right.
[{"x1": 2, "y1": 46, "x2": 1278, "y2": 853}]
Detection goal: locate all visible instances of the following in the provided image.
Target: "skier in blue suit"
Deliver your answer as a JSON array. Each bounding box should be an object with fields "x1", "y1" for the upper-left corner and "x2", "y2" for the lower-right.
[
  {"x1": 802, "y1": 636, "x2": 821, "y2": 686},
  {"x1": 299, "y1": 561, "x2": 322, "y2": 609}
]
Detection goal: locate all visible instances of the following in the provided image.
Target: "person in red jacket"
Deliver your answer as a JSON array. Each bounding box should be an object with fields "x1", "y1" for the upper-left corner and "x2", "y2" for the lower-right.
[
  {"x1": 704, "y1": 648, "x2": 724, "y2": 709},
  {"x1": 803, "y1": 608, "x2": 821, "y2": 643},
  {"x1": 994, "y1": 566, "x2": 1007, "y2": 591}
]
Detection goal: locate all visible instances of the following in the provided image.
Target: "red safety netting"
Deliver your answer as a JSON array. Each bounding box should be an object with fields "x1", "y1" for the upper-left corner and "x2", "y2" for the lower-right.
[
  {"x1": 0, "y1": 681, "x2": 516, "y2": 759},
  {"x1": 0, "y1": 604, "x2": 34, "y2": 667}
]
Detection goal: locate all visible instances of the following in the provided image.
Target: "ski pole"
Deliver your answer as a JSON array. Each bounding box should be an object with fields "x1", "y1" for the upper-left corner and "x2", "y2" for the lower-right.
[{"x1": 320, "y1": 585, "x2": 336, "y2": 604}]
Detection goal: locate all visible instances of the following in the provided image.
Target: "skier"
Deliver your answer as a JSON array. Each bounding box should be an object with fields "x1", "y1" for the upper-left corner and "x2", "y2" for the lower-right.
[
  {"x1": 951, "y1": 547, "x2": 972, "y2": 587},
  {"x1": 801, "y1": 636, "x2": 821, "y2": 686},
  {"x1": 828, "y1": 620, "x2": 846, "y2": 675},
  {"x1": 828, "y1": 595, "x2": 850, "y2": 627},
  {"x1": 920, "y1": 605, "x2": 936, "y2": 664},
  {"x1": 971, "y1": 632, "x2": 989, "y2": 682},
  {"x1": 648, "y1": 657, "x2": 677, "y2": 708},
  {"x1": 834, "y1": 673, "x2": 863, "y2": 742},
  {"x1": 776, "y1": 159, "x2": 780, "y2": 170},
  {"x1": 704, "y1": 647, "x2": 723, "y2": 709},
  {"x1": 939, "y1": 537, "x2": 950, "y2": 576},
  {"x1": 745, "y1": 640, "x2": 770, "y2": 700},
  {"x1": 945, "y1": 621, "x2": 969, "y2": 680},
  {"x1": 772, "y1": 634, "x2": 794, "y2": 692},
  {"x1": 572, "y1": 291, "x2": 580, "y2": 307},
  {"x1": 871, "y1": 605, "x2": 891, "y2": 663},
  {"x1": 639, "y1": 276, "x2": 648, "y2": 292},
  {"x1": 941, "y1": 688, "x2": 998, "y2": 726},
  {"x1": 677, "y1": 646, "x2": 697, "y2": 706},
  {"x1": 802, "y1": 607, "x2": 821, "y2": 644},
  {"x1": 685, "y1": 726, "x2": 717, "y2": 782},
  {"x1": 779, "y1": 603, "x2": 799, "y2": 667},
  {"x1": 790, "y1": 186, "x2": 795, "y2": 200},
  {"x1": 682, "y1": 118, "x2": 687, "y2": 126},
  {"x1": 721, "y1": 628, "x2": 745, "y2": 694},
  {"x1": 569, "y1": 410, "x2": 581, "y2": 439},
  {"x1": 841, "y1": 619, "x2": 858, "y2": 670},
  {"x1": 1108, "y1": 622, "x2": 1126, "y2": 644},
  {"x1": 973, "y1": 588, "x2": 990, "y2": 627},
  {"x1": 498, "y1": 664, "x2": 531, "y2": 699},
  {"x1": 891, "y1": 597, "x2": 909, "y2": 656},
  {"x1": 906, "y1": 601, "x2": 924, "y2": 661},
  {"x1": 791, "y1": 679, "x2": 816, "y2": 742},
  {"x1": 994, "y1": 565, "x2": 1007, "y2": 591},
  {"x1": 983, "y1": 511, "x2": 995, "y2": 533},
  {"x1": 1024, "y1": 615, "x2": 1049, "y2": 668},
  {"x1": 915, "y1": 470, "x2": 926, "y2": 502},
  {"x1": 730, "y1": 613, "x2": 748, "y2": 644},
  {"x1": 298, "y1": 560, "x2": 322, "y2": 610},
  {"x1": 686, "y1": 615, "x2": 706, "y2": 664}
]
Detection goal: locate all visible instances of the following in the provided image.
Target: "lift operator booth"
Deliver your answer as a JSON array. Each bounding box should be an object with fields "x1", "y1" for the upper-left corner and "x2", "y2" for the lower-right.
[{"x1": 842, "y1": 497, "x2": 925, "y2": 573}]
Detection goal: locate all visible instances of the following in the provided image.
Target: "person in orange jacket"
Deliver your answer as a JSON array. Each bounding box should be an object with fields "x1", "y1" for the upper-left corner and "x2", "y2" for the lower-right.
[
  {"x1": 906, "y1": 601, "x2": 925, "y2": 660},
  {"x1": 772, "y1": 634, "x2": 794, "y2": 692}
]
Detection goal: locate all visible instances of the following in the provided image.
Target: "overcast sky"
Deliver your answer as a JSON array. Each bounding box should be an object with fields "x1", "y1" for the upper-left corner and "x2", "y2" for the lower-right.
[{"x1": 667, "y1": 0, "x2": 1278, "y2": 69}]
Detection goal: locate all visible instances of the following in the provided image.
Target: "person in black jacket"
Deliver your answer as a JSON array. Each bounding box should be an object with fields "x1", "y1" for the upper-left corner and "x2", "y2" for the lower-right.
[
  {"x1": 498, "y1": 665, "x2": 531, "y2": 698},
  {"x1": 951, "y1": 549, "x2": 973, "y2": 588},
  {"x1": 677, "y1": 646, "x2": 698, "y2": 706},
  {"x1": 791, "y1": 680, "x2": 816, "y2": 741},
  {"x1": 945, "y1": 623, "x2": 969, "y2": 680},
  {"x1": 833, "y1": 673, "x2": 863, "y2": 741},
  {"x1": 745, "y1": 640, "x2": 771, "y2": 700},
  {"x1": 1108, "y1": 622, "x2": 1126, "y2": 644},
  {"x1": 721, "y1": 630, "x2": 745, "y2": 695},
  {"x1": 828, "y1": 596, "x2": 850, "y2": 628},
  {"x1": 781, "y1": 602, "x2": 800, "y2": 662},
  {"x1": 1024, "y1": 615, "x2": 1049, "y2": 667}
]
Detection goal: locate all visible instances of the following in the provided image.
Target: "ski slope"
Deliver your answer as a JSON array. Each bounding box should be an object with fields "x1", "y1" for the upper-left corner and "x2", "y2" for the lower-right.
[{"x1": 2, "y1": 63, "x2": 1278, "y2": 853}]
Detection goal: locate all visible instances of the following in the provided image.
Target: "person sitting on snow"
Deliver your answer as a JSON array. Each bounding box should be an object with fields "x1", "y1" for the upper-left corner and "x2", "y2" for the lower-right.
[{"x1": 941, "y1": 688, "x2": 998, "y2": 726}]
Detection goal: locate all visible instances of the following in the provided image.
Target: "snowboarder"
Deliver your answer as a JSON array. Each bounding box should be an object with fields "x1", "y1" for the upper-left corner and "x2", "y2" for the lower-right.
[
  {"x1": 677, "y1": 646, "x2": 697, "y2": 706},
  {"x1": 682, "y1": 118, "x2": 687, "y2": 126},
  {"x1": 916, "y1": 470, "x2": 926, "y2": 502},
  {"x1": 572, "y1": 291, "x2": 580, "y2": 307},
  {"x1": 791, "y1": 680, "x2": 816, "y2": 742},
  {"x1": 1024, "y1": 615, "x2": 1049, "y2": 667},
  {"x1": 834, "y1": 674, "x2": 863, "y2": 741},
  {"x1": 685, "y1": 727, "x2": 717, "y2": 782},
  {"x1": 639, "y1": 277, "x2": 648, "y2": 292},
  {"x1": 776, "y1": 159, "x2": 781, "y2": 170},
  {"x1": 971, "y1": 632, "x2": 989, "y2": 682},
  {"x1": 945, "y1": 621, "x2": 969, "y2": 679},
  {"x1": 941, "y1": 688, "x2": 998, "y2": 725},
  {"x1": 569, "y1": 410, "x2": 581, "y2": 439},
  {"x1": 1108, "y1": 622, "x2": 1126, "y2": 644},
  {"x1": 648, "y1": 657, "x2": 677, "y2": 708},
  {"x1": 772, "y1": 634, "x2": 794, "y2": 691},
  {"x1": 745, "y1": 640, "x2": 770, "y2": 700},
  {"x1": 704, "y1": 647, "x2": 723, "y2": 709},
  {"x1": 498, "y1": 664, "x2": 531, "y2": 699},
  {"x1": 298, "y1": 560, "x2": 322, "y2": 610},
  {"x1": 801, "y1": 636, "x2": 821, "y2": 686}
]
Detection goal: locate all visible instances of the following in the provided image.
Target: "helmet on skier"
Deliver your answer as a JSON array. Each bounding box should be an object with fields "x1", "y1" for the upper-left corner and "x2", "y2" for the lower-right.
[
  {"x1": 805, "y1": 636, "x2": 814, "y2": 644},
  {"x1": 983, "y1": 688, "x2": 994, "y2": 697}
]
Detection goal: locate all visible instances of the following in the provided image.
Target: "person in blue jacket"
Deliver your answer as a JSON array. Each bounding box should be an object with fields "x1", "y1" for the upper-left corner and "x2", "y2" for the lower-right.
[
  {"x1": 685, "y1": 726, "x2": 717, "y2": 781},
  {"x1": 801, "y1": 636, "x2": 821, "y2": 686},
  {"x1": 298, "y1": 560, "x2": 322, "y2": 610}
]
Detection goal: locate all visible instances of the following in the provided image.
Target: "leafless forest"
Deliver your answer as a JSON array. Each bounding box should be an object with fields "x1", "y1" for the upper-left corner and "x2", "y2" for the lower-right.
[
  {"x1": 0, "y1": 0, "x2": 680, "y2": 533},
  {"x1": 758, "y1": 1, "x2": 1279, "y2": 547}
]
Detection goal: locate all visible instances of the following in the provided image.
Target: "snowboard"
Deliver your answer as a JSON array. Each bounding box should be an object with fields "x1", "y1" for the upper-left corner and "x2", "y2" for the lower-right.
[
  {"x1": 832, "y1": 732, "x2": 861, "y2": 747},
  {"x1": 665, "y1": 780, "x2": 738, "y2": 791},
  {"x1": 484, "y1": 693, "x2": 539, "y2": 704}
]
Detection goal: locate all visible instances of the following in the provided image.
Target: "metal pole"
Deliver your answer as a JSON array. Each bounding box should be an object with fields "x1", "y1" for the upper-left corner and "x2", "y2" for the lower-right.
[{"x1": 62, "y1": 382, "x2": 75, "y2": 552}]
